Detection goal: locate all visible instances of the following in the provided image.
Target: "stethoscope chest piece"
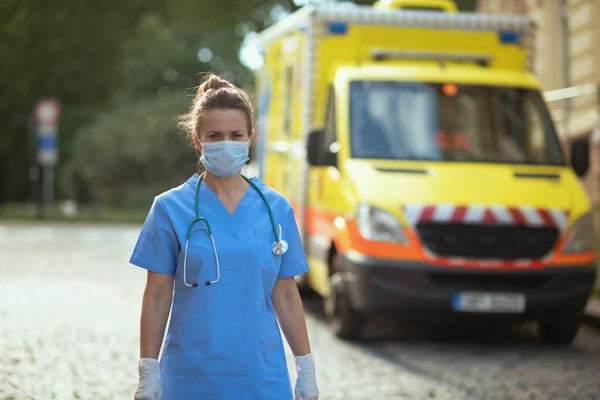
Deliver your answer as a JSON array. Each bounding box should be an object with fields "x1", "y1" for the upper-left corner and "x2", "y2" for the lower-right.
[
  {"x1": 272, "y1": 224, "x2": 288, "y2": 255},
  {"x1": 272, "y1": 239, "x2": 288, "y2": 255}
]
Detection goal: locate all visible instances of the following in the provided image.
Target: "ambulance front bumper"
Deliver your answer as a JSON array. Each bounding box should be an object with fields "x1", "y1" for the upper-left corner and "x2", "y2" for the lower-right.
[{"x1": 339, "y1": 252, "x2": 596, "y2": 323}]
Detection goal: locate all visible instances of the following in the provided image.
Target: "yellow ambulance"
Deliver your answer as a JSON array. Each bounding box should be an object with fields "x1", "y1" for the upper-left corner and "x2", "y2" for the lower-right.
[{"x1": 253, "y1": 0, "x2": 597, "y2": 344}]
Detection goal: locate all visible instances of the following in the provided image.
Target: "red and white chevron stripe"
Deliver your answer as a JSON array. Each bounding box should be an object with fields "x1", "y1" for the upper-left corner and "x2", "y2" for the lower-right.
[
  {"x1": 403, "y1": 203, "x2": 569, "y2": 232},
  {"x1": 402, "y1": 203, "x2": 569, "y2": 269}
]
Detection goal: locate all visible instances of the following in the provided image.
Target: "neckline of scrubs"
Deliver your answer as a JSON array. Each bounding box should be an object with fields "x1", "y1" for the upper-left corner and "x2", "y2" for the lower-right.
[{"x1": 196, "y1": 174, "x2": 255, "y2": 237}]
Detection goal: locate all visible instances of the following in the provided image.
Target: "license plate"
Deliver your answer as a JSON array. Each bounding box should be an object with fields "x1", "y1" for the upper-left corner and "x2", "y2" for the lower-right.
[{"x1": 452, "y1": 292, "x2": 526, "y2": 314}]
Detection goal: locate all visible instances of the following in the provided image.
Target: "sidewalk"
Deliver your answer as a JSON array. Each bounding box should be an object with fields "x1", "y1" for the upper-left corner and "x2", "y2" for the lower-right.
[{"x1": 584, "y1": 298, "x2": 600, "y2": 328}]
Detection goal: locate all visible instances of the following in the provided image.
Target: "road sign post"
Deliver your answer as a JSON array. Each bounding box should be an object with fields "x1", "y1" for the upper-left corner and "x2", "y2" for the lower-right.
[{"x1": 33, "y1": 98, "x2": 61, "y2": 219}]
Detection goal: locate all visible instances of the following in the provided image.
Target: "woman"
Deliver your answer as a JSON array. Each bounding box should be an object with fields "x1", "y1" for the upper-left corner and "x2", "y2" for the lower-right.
[{"x1": 130, "y1": 74, "x2": 319, "y2": 400}]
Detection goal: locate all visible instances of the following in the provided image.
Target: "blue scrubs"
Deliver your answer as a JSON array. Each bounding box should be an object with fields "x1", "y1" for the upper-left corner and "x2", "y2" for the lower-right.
[{"x1": 130, "y1": 174, "x2": 309, "y2": 400}]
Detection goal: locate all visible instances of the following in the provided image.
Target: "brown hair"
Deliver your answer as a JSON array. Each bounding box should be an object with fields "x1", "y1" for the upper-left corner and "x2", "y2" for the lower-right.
[{"x1": 178, "y1": 73, "x2": 254, "y2": 147}]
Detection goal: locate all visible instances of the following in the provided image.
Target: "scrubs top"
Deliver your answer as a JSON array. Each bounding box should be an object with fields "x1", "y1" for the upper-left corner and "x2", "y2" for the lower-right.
[{"x1": 130, "y1": 174, "x2": 310, "y2": 400}]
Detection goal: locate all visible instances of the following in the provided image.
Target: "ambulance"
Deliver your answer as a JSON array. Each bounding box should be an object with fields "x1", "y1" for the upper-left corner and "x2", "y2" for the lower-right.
[{"x1": 253, "y1": 0, "x2": 597, "y2": 344}]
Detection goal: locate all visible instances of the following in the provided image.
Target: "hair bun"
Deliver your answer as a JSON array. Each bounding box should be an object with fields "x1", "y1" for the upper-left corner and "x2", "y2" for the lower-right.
[
  {"x1": 197, "y1": 74, "x2": 233, "y2": 96},
  {"x1": 179, "y1": 71, "x2": 255, "y2": 149}
]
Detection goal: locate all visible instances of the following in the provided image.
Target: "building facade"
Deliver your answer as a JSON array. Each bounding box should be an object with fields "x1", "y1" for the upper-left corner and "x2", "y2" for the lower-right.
[{"x1": 477, "y1": 0, "x2": 600, "y2": 205}]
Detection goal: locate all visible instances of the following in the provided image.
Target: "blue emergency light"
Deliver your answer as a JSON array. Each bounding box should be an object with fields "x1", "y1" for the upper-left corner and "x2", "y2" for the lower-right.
[
  {"x1": 499, "y1": 30, "x2": 520, "y2": 44},
  {"x1": 328, "y1": 22, "x2": 348, "y2": 35}
]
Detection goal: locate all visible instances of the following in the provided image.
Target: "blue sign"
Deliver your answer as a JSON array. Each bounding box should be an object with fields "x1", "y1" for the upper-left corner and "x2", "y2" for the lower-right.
[
  {"x1": 36, "y1": 128, "x2": 58, "y2": 166},
  {"x1": 38, "y1": 136, "x2": 57, "y2": 151}
]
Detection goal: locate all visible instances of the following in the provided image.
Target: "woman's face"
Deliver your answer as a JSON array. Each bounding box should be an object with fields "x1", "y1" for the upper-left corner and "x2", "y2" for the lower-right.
[{"x1": 195, "y1": 109, "x2": 253, "y2": 150}]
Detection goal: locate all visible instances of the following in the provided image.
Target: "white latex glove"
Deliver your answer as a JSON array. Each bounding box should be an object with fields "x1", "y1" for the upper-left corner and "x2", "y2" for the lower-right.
[
  {"x1": 134, "y1": 358, "x2": 162, "y2": 400},
  {"x1": 294, "y1": 353, "x2": 319, "y2": 400}
]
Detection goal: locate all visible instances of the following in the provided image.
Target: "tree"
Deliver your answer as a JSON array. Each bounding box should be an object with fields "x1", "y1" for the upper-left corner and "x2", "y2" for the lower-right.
[
  {"x1": 0, "y1": 0, "x2": 163, "y2": 202},
  {"x1": 62, "y1": 91, "x2": 197, "y2": 208}
]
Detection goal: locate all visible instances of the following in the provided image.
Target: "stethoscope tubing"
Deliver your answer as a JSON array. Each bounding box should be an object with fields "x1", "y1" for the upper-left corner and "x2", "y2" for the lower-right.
[
  {"x1": 183, "y1": 172, "x2": 287, "y2": 288},
  {"x1": 183, "y1": 233, "x2": 220, "y2": 287}
]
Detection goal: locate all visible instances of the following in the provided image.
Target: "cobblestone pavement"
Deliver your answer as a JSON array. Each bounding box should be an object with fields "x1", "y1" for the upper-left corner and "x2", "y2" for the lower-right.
[{"x1": 1, "y1": 223, "x2": 599, "y2": 400}]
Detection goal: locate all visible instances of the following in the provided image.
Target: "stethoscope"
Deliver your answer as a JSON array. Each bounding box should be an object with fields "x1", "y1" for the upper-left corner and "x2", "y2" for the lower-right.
[{"x1": 183, "y1": 172, "x2": 288, "y2": 288}]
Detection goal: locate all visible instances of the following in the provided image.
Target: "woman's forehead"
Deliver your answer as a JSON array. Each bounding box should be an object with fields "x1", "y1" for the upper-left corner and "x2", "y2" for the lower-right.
[{"x1": 201, "y1": 109, "x2": 247, "y2": 132}]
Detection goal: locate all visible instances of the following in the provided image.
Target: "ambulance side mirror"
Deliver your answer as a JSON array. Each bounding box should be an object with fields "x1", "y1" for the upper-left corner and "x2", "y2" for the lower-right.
[
  {"x1": 306, "y1": 129, "x2": 326, "y2": 166},
  {"x1": 570, "y1": 137, "x2": 590, "y2": 177}
]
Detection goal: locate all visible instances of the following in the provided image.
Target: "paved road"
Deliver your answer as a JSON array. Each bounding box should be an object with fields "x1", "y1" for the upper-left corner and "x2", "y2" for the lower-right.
[{"x1": 1, "y1": 223, "x2": 599, "y2": 400}]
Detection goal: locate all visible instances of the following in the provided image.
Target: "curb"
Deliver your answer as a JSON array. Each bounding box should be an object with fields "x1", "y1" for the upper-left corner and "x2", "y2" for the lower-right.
[{"x1": 583, "y1": 298, "x2": 600, "y2": 329}]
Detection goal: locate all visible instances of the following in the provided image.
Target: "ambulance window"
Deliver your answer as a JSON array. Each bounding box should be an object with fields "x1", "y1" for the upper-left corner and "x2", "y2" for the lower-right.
[
  {"x1": 283, "y1": 66, "x2": 293, "y2": 137},
  {"x1": 437, "y1": 87, "x2": 490, "y2": 161},
  {"x1": 524, "y1": 92, "x2": 562, "y2": 164},
  {"x1": 349, "y1": 81, "x2": 438, "y2": 160},
  {"x1": 525, "y1": 99, "x2": 545, "y2": 161},
  {"x1": 324, "y1": 87, "x2": 337, "y2": 148},
  {"x1": 348, "y1": 81, "x2": 564, "y2": 166},
  {"x1": 496, "y1": 89, "x2": 564, "y2": 165}
]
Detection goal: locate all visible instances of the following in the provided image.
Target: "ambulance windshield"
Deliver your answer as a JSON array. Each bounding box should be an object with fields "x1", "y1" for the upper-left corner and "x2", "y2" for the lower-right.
[{"x1": 348, "y1": 81, "x2": 565, "y2": 166}]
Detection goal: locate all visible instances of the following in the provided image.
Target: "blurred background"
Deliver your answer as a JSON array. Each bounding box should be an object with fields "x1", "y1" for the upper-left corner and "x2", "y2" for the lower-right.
[
  {"x1": 2, "y1": 1, "x2": 600, "y2": 400},
  {"x1": 1, "y1": 0, "x2": 599, "y2": 225},
  {"x1": 0, "y1": 0, "x2": 476, "y2": 221}
]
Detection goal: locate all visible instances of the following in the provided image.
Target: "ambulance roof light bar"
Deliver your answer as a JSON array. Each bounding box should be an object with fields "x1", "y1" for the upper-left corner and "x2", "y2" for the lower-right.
[
  {"x1": 370, "y1": 49, "x2": 493, "y2": 67},
  {"x1": 260, "y1": 4, "x2": 534, "y2": 45},
  {"x1": 312, "y1": 5, "x2": 534, "y2": 31}
]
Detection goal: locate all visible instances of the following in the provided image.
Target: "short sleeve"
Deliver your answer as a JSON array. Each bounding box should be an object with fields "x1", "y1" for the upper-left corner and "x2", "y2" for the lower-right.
[
  {"x1": 277, "y1": 205, "x2": 310, "y2": 279},
  {"x1": 129, "y1": 197, "x2": 179, "y2": 276}
]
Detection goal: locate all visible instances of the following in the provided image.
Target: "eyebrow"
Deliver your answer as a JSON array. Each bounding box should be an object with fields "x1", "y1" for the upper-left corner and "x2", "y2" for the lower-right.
[{"x1": 206, "y1": 130, "x2": 244, "y2": 134}]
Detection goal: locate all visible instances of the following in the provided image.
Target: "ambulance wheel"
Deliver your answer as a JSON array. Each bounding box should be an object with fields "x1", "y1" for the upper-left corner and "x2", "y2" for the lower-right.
[
  {"x1": 325, "y1": 268, "x2": 365, "y2": 341},
  {"x1": 538, "y1": 318, "x2": 581, "y2": 345}
]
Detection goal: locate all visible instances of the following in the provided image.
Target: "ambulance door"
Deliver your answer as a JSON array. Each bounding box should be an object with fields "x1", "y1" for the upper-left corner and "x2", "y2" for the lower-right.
[{"x1": 306, "y1": 86, "x2": 340, "y2": 296}]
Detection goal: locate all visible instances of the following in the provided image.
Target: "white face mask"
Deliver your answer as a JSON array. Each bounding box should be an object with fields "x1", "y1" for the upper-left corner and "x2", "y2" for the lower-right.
[{"x1": 200, "y1": 140, "x2": 250, "y2": 177}]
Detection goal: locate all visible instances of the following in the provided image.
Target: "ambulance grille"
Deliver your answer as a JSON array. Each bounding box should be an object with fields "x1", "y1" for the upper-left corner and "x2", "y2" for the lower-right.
[{"x1": 416, "y1": 223, "x2": 559, "y2": 260}]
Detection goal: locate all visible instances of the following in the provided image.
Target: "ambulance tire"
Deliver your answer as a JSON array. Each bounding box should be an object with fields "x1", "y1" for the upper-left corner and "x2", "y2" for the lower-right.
[
  {"x1": 538, "y1": 318, "x2": 581, "y2": 346},
  {"x1": 325, "y1": 257, "x2": 365, "y2": 341}
]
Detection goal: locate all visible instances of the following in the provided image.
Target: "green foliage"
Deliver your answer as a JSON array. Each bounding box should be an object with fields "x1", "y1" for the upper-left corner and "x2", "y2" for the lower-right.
[
  {"x1": 119, "y1": 14, "x2": 186, "y2": 99},
  {"x1": 63, "y1": 92, "x2": 198, "y2": 208},
  {"x1": 0, "y1": 0, "x2": 162, "y2": 202},
  {"x1": 453, "y1": 0, "x2": 476, "y2": 12},
  {"x1": 0, "y1": 0, "x2": 166, "y2": 112}
]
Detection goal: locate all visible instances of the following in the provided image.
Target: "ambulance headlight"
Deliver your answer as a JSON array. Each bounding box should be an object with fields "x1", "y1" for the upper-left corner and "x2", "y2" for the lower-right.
[
  {"x1": 356, "y1": 204, "x2": 407, "y2": 243},
  {"x1": 562, "y1": 212, "x2": 595, "y2": 254}
]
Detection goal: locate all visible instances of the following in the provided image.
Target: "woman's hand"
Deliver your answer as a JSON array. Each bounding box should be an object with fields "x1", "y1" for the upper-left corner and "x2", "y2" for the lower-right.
[
  {"x1": 136, "y1": 272, "x2": 172, "y2": 400},
  {"x1": 294, "y1": 353, "x2": 319, "y2": 400},
  {"x1": 272, "y1": 278, "x2": 319, "y2": 399},
  {"x1": 134, "y1": 358, "x2": 162, "y2": 400}
]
